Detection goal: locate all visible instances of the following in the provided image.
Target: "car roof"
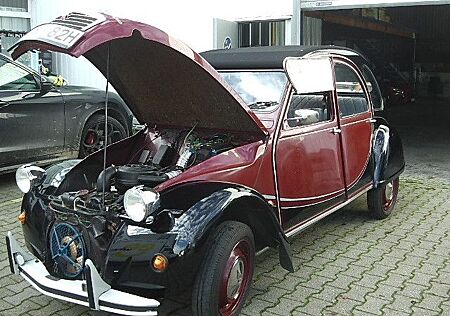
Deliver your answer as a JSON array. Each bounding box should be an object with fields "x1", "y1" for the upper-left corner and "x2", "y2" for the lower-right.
[{"x1": 200, "y1": 45, "x2": 363, "y2": 70}]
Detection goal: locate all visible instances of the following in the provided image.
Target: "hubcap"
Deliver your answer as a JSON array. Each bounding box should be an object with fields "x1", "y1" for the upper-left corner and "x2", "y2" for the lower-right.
[
  {"x1": 385, "y1": 181, "x2": 394, "y2": 202},
  {"x1": 219, "y1": 239, "x2": 253, "y2": 316},
  {"x1": 383, "y1": 178, "x2": 399, "y2": 211},
  {"x1": 226, "y1": 258, "x2": 245, "y2": 299}
]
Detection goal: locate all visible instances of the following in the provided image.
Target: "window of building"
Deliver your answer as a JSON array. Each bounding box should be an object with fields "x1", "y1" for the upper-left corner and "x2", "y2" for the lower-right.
[
  {"x1": 239, "y1": 20, "x2": 285, "y2": 48},
  {"x1": 0, "y1": 0, "x2": 28, "y2": 11}
]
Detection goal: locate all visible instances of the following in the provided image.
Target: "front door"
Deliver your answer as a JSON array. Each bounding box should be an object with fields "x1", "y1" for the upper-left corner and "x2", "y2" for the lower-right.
[
  {"x1": 0, "y1": 58, "x2": 64, "y2": 169},
  {"x1": 277, "y1": 57, "x2": 346, "y2": 231}
]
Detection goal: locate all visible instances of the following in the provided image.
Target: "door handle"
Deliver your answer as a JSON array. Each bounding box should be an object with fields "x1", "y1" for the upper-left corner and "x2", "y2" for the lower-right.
[
  {"x1": 331, "y1": 127, "x2": 342, "y2": 135},
  {"x1": 369, "y1": 118, "x2": 377, "y2": 123}
]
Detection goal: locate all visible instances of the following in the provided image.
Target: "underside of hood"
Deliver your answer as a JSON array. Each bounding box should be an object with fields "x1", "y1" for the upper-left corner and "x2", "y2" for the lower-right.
[{"x1": 10, "y1": 12, "x2": 267, "y2": 137}]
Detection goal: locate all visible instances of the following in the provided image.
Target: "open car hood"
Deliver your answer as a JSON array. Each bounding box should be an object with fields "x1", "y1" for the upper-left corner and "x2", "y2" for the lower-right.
[{"x1": 11, "y1": 12, "x2": 267, "y2": 136}]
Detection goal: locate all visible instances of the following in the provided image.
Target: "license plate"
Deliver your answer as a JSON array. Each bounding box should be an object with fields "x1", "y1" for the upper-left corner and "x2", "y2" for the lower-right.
[{"x1": 21, "y1": 23, "x2": 84, "y2": 49}]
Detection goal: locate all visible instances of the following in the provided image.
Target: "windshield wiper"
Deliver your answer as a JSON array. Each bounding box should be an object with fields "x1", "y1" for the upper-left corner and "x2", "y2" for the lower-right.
[{"x1": 248, "y1": 101, "x2": 278, "y2": 110}]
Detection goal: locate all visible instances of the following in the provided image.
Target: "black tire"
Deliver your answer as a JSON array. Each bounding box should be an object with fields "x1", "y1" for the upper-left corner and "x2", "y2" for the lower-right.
[
  {"x1": 79, "y1": 114, "x2": 128, "y2": 158},
  {"x1": 367, "y1": 177, "x2": 400, "y2": 219},
  {"x1": 192, "y1": 221, "x2": 255, "y2": 316}
]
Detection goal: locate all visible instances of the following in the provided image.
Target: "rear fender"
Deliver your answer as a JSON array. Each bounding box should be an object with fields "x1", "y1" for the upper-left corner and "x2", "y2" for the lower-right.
[
  {"x1": 372, "y1": 117, "x2": 405, "y2": 187},
  {"x1": 160, "y1": 182, "x2": 294, "y2": 272}
]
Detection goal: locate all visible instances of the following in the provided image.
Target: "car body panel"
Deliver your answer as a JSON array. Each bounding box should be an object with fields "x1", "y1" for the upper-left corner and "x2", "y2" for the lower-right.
[
  {"x1": 0, "y1": 89, "x2": 65, "y2": 167},
  {"x1": 10, "y1": 14, "x2": 268, "y2": 137},
  {"x1": 339, "y1": 112, "x2": 373, "y2": 189}
]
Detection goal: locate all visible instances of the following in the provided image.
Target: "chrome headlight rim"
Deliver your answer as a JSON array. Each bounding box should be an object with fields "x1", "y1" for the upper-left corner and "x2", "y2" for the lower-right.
[
  {"x1": 123, "y1": 186, "x2": 160, "y2": 222},
  {"x1": 15, "y1": 164, "x2": 46, "y2": 193}
]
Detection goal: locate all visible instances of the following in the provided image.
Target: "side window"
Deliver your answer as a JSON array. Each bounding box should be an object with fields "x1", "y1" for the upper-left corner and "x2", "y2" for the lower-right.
[
  {"x1": 286, "y1": 91, "x2": 333, "y2": 128},
  {"x1": 335, "y1": 62, "x2": 369, "y2": 117},
  {"x1": 284, "y1": 57, "x2": 334, "y2": 128},
  {"x1": 0, "y1": 59, "x2": 39, "y2": 91},
  {"x1": 361, "y1": 64, "x2": 384, "y2": 111}
]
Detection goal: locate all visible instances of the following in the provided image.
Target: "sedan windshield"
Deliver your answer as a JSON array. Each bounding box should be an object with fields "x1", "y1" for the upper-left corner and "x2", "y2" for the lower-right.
[{"x1": 219, "y1": 71, "x2": 288, "y2": 112}]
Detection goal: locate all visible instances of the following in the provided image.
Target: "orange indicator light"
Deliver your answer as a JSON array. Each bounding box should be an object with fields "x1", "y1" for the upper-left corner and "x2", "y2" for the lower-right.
[
  {"x1": 18, "y1": 212, "x2": 26, "y2": 224},
  {"x1": 152, "y1": 254, "x2": 169, "y2": 272}
]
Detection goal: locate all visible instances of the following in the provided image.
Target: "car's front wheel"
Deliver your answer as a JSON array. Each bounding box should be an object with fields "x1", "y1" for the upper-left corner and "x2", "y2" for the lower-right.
[
  {"x1": 192, "y1": 221, "x2": 255, "y2": 316},
  {"x1": 79, "y1": 114, "x2": 128, "y2": 158},
  {"x1": 367, "y1": 177, "x2": 400, "y2": 219}
]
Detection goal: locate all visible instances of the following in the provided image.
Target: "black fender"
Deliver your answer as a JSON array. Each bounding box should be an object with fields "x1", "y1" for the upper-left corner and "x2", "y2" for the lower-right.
[
  {"x1": 372, "y1": 117, "x2": 405, "y2": 188},
  {"x1": 39, "y1": 159, "x2": 81, "y2": 195},
  {"x1": 159, "y1": 182, "x2": 294, "y2": 272}
]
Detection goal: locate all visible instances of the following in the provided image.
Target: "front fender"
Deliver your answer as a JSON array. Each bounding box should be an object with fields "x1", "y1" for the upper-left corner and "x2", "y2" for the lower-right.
[
  {"x1": 160, "y1": 182, "x2": 294, "y2": 272},
  {"x1": 39, "y1": 159, "x2": 81, "y2": 195},
  {"x1": 372, "y1": 117, "x2": 405, "y2": 187}
]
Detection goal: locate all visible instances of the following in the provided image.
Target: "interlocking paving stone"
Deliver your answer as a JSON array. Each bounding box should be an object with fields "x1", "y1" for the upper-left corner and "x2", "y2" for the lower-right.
[
  {"x1": 264, "y1": 297, "x2": 301, "y2": 315},
  {"x1": 355, "y1": 295, "x2": 388, "y2": 315},
  {"x1": 1, "y1": 175, "x2": 450, "y2": 315},
  {"x1": 241, "y1": 298, "x2": 274, "y2": 315}
]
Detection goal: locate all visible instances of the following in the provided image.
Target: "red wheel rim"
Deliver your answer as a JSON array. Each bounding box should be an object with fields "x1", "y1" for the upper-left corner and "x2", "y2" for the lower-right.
[
  {"x1": 383, "y1": 178, "x2": 399, "y2": 211},
  {"x1": 82, "y1": 121, "x2": 123, "y2": 155},
  {"x1": 85, "y1": 131, "x2": 96, "y2": 145},
  {"x1": 219, "y1": 239, "x2": 253, "y2": 316}
]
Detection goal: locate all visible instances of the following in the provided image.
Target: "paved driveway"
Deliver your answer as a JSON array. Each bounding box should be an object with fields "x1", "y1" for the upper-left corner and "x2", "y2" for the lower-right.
[{"x1": 1, "y1": 174, "x2": 449, "y2": 316}]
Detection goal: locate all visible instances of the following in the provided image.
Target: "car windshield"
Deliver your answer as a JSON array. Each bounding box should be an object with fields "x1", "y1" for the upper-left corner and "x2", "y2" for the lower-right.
[{"x1": 219, "y1": 71, "x2": 288, "y2": 112}]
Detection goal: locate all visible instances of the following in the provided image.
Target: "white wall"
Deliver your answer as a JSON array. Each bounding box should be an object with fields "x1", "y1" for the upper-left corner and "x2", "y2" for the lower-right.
[{"x1": 30, "y1": 0, "x2": 293, "y2": 89}]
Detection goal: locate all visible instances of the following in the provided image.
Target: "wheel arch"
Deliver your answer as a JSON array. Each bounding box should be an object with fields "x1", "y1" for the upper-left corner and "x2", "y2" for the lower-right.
[
  {"x1": 160, "y1": 181, "x2": 294, "y2": 272},
  {"x1": 372, "y1": 117, "x2": 405, "y2": 187},
  {"x1": 76, "y1": 105, "x2": 131, "y2": 157},
  {"x1": 85, "y1": 106, "x2": 131, "y2": 135},
  {"x1": 218, "y1": 197, "x2": 280, "y2": 251}
]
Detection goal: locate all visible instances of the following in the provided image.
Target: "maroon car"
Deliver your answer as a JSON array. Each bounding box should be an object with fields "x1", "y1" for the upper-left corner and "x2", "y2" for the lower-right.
[{"x1": 6, "y1": 12, "x2": 404, "y2": 316}]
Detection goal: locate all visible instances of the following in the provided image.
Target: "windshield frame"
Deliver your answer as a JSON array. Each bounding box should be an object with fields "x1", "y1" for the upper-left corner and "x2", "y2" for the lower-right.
[{"x1": 218, "y1": 69, "x2": 289, "y2": 113}]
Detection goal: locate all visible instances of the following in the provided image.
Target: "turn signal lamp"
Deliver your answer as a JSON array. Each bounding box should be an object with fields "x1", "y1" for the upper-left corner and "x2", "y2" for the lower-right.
[
  {"x1": 18, "y1": 212, "x2": 26, "y2": 224},
  {"x1": 152, "y1": 254, "x2": 168, "y2": 272}
]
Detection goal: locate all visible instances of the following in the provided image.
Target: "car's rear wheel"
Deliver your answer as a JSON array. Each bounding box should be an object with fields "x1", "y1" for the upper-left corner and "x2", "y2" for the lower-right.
[
  {"x1": 367, "y1": 177, "x2": 400, "y2": 219},
  {"x1": 79, "y1": 114, "x2": 127, "y2": 158},
  {"x1": 192, "y1": 221, "x2": 255, "y2": 316}
]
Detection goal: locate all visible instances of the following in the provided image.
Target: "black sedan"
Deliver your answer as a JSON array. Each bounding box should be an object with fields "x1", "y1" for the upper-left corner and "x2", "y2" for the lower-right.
[{"x1": 0, "y1": 54, "x2": 133, "y2": 173}]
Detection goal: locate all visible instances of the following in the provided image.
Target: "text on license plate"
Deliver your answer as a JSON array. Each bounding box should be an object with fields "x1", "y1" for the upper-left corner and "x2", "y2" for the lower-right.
[{"x1": 23, "y1": 24, "x2": 84, "y2": 49}]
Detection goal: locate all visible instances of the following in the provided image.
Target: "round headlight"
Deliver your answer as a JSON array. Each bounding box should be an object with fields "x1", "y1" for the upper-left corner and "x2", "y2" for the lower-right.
[
  {"x1": 124, "y1": 186, "x2": 159, "y2": 222},
  {"x1": 16, "y1": 165, "x2": 46, "y2": 193}
]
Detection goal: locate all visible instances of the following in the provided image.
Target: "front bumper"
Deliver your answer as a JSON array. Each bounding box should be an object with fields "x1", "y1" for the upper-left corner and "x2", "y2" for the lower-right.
[{"x1": 6, "y1": 231, "x2": 160, "y2": 316}]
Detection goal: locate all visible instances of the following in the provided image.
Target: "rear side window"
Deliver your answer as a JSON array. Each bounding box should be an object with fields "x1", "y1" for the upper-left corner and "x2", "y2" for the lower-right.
[
  {"x1": 361, "y1": 64, "x2": 383, "y2": 111},
  {"x1": 0, "y1": 59, "x2": 39, "y2": 91},
  {"x1": 334, "y1": 62, "x2": 369, "y2": 117}
]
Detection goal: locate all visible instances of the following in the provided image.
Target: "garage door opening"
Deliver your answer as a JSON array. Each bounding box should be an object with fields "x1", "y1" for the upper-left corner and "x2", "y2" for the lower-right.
[{"x1": 303, "y1": 4, "x2": 450, "y2": 181}]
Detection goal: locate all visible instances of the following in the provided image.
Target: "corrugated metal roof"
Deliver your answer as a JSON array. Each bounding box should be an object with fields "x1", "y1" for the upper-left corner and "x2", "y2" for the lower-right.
[{"x1": 389, "y1": 5, "x2": 450, "y2": 40}]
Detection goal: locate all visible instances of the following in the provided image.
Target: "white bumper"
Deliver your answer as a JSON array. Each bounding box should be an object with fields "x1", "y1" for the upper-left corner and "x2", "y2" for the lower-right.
[{"x1": 6, "y1": 231, "x2": 159, "y2": 316}]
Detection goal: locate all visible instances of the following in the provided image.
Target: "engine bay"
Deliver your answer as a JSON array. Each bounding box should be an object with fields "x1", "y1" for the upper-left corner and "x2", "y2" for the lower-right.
[{"x1": 49, "y1": 126, "x2": 255, "y2": 219}]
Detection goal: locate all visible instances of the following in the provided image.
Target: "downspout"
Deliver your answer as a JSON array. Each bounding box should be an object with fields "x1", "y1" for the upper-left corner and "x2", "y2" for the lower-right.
[{"x1": 291, "y1": 0, "x2": 302, "y2": 45}]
